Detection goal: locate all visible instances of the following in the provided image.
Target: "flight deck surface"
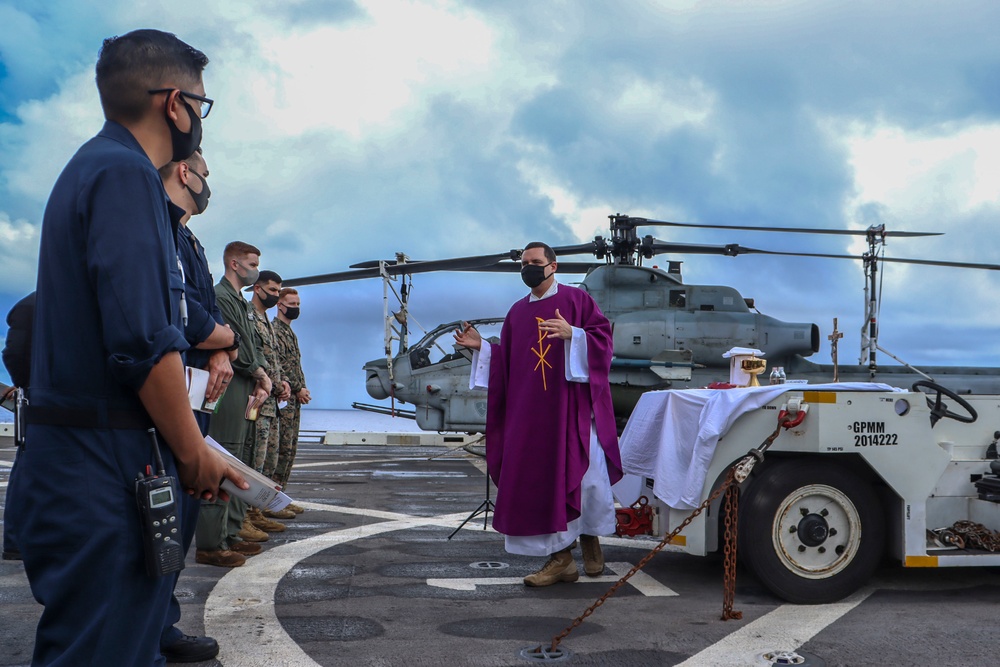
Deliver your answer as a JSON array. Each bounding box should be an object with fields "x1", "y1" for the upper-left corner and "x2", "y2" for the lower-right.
[{"x1": 1, "y1": 440, "x2": 998, "y2": 666}]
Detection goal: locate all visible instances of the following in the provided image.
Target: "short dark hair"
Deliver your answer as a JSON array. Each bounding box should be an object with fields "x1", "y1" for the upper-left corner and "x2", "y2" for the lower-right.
[
  {"x1": 156, "y1": 147, "x2": 204, "y2": 180},
  {"x1": 524, "y1": 241, "x2": 556, "y2": 263},
  {"x1": 256, "y1": 270, "x2": 282, "y2": 285},
  {"x1": 96, "y1": 29, "x2": 209, "y2": 122}
]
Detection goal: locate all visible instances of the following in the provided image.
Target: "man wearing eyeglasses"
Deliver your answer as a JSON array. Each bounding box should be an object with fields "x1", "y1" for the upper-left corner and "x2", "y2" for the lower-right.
[{"x1": 7, "y1": 29, "x2": 247, "y2": 666}]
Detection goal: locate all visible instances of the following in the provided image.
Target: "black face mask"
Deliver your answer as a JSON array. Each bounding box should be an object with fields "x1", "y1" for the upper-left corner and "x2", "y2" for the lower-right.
[
  {"x1": 283, "y1": 306, "x2": 300, "y2": 320},
  {"x1": 258, "y1": 291, "x2": 280, "y2": 309},
  {"x1": 520, "y1": 263, "x2": 552, "y2": 289},
  {"x1": 166, "y1": 96, "x2": 203, "y2": 162},
  {"x1": 185, "y1": 171, "x2": 211, "y2": 214}
]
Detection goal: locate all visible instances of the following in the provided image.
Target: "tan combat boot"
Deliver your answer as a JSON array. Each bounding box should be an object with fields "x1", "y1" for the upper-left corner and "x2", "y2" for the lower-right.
[
  {"x1": 579, "y1": 534, "x2": 604, "y2": 577},
  {"x1": 248, "y1": 507, "x2": 286, "y2": 533},
  {"x1": 263, "y1": 507, "x2": 296, "y2": 520},
  {"x1": 523, "y1": 548, "x2": 579, "y2": 587},
  {"x1": 239, "y1": 519, "x2": 269, "y2": 543},
  {"x1": 286, "y1": 503, "x2": 305, "y2": 514}
]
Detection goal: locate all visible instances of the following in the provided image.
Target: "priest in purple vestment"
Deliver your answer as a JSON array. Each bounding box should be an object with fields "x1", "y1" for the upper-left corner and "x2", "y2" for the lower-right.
[{"x1": 454, "y1": 241, "x2": 623, "y2": 587}]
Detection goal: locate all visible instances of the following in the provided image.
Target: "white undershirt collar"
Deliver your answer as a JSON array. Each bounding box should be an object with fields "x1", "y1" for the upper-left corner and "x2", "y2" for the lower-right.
[{"x1": 529, "y1": 279, "x2": 559, "y2": 302}]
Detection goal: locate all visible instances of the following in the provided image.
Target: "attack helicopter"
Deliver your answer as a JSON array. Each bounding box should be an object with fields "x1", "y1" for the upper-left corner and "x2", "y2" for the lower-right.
[{"x1": 283, "y1": 214, "x2": 1000, "y2": 433}]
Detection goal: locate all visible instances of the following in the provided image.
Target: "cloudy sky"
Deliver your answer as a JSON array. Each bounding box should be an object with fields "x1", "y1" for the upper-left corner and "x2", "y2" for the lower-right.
[{"x1": 2, "y1": 0, "x2": 1000, "y2": 409}]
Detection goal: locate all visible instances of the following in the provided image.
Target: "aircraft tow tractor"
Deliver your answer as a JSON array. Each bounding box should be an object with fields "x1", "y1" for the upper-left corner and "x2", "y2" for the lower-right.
[{"x1": 618, "y1": 381, "x2": 1000, "y2": 604}]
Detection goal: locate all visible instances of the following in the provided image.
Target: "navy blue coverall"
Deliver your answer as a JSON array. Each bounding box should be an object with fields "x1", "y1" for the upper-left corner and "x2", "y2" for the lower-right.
[
  {"x1": 160, "y1": 215, "x2": 225, "y2": 649},
  {"x1": 10, "y1": 121, "x2": 189, "y2": 666}
]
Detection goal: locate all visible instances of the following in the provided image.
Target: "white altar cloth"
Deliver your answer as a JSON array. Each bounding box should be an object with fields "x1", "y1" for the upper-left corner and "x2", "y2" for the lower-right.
[{"x1": 618, "y1": 382, "x2": 900, "y2": 510}]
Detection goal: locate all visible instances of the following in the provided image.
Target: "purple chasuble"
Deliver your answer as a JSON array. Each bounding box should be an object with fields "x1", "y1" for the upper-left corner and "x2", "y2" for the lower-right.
[{"x1": 486, "y1": 284, "x2": 623, "y2": 537}]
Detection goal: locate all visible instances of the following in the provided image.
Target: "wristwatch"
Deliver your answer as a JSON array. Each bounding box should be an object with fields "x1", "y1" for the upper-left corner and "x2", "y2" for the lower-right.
[{"x1": 225, "y1": 330, "x2": 242, "y2": 351}]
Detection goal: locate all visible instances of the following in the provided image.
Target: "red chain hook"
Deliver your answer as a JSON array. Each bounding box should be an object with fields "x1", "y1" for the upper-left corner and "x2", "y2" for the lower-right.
[{"x1": 777, "y1": 408, "x2": 807, "y2": 429}]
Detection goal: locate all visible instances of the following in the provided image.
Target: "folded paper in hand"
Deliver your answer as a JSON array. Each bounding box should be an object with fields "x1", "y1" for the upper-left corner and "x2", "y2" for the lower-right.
[
  {"x1": 245, "y1": 393, "x2": 265, "y2": 421},
  {"x1": 185, "y1": 367, "x2": 223, "y2": 414},
  {"x1": 205, "y1": 435, "x2": 292, "y2": 511}
]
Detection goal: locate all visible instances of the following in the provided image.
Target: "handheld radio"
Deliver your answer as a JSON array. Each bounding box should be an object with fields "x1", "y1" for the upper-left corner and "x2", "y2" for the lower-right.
[{"x1": 135, "y1": 428, "x2": 184, "y2": 577}]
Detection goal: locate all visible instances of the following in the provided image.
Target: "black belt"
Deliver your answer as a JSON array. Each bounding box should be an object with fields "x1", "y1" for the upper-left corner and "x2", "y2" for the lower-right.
[{"x1": 26, "y1": 405, "x2": 154, "y2": 430}]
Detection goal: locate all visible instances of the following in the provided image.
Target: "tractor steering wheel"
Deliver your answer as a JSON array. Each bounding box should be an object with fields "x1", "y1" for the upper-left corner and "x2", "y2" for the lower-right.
[{"x1": 910, "y1": 380, "x2": 978, "y2": 427}]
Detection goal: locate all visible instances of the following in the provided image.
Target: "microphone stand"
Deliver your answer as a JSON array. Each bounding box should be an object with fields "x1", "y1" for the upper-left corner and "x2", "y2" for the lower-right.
[{"x1": 448, "y1": 470, "x2": 495, "y2": 539}]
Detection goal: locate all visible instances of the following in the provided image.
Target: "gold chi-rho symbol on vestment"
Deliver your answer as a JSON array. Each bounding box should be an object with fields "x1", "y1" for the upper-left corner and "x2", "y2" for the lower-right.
[{"x1": 532, "y1": 317, "x2": 553, "y2": 391}]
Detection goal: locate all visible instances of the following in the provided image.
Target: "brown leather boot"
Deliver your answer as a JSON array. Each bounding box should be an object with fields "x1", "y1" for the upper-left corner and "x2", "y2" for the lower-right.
[
  {"x1": 229, "y1": 540, "x2": 263, "y2": 556},
  {"x1": 195, "y1": 549, "x2": 246, "y2": 568},
  {"x1": 523, "y1": 548, "x2": 578, "y2": 587},
  {"x1": 579, "y1": 534, "x2": 604, "y2": 576}
]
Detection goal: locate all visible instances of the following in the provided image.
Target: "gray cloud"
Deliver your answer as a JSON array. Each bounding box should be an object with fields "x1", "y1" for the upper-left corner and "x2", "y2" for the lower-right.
[{"x1": 3, "y1": 1, "x2": 1000, "y2": 406}]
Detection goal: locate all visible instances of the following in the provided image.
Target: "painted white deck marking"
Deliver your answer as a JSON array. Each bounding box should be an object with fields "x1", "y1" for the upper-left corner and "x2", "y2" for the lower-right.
[
  {"x1": 204, "y1": 502, "x2": 675, "y2": 666},
  {"x1": 606, "y1": 561, "x2": 679, "y2": 596},
  {"x1": 427, "y1": 561, "x2": 677, "y2": 595},
  {"x1": 206, "y1": 504, "x2": 476, "y2": 667},
  {"x1": 676, "y1": 587, "x2": 874, "y2": 667},
  {"x1": 203, "y1": 500, "x2": 870, "y2": 667}
]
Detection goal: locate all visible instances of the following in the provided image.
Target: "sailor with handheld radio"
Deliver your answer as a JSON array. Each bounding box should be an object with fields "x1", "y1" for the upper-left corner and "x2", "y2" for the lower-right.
[
  {"x1": 6, "y1": 30, "x2": 247, "y2": 666},
  {"x1": 137, "y1": 429, "x2": 185, "y2": 577}
]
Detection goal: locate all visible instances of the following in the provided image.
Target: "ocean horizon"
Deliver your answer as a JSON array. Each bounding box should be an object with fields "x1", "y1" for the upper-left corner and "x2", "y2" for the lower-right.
[
  {"x1": 299, "y1": 408, "x2": 426, "y2": 433},
  {"x1": 0, "y1": 407, "x2": 427, "y2": 433}
]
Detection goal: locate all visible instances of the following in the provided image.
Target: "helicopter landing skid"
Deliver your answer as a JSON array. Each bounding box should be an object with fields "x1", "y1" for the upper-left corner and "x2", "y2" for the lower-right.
[{"x1": 448, "y1": 472, "x2": 495, "y2": 539}]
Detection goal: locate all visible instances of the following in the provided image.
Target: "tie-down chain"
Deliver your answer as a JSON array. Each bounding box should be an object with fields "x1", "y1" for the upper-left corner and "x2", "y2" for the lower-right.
[{"x1": 530, "y1": 404, "x2": 808, "y2": 657}]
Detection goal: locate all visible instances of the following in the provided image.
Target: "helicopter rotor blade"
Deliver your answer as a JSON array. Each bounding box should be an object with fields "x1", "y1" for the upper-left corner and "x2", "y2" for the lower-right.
[
  {"x1": 282, "y1": 267, "x2": 384, "y2": 287},
  {"x1": 348, "y1": 252, "x2": 515, "y2": 271},
  {"x1": 349, "y1": 242, "x2": 600, "y2": 270},
  {"x1": 283, "y1": 255, "x2": 605, "y2": 288},
  {"x1": 456, "y1": 261, "x2": 604, "y2": 274},
  {"x1": 647, "y1": 240, "x2": 1000, "y2": 271},
  {"x1": 282, "y1": 260, "x2": 474, "y2": 287},
  {"x1": 850, "y1": 255, "x2": 1000, "y2": 271},
  {"x1": 627, "y1": 216, "x2": 941, "y2": 238},
  {"x1": 719, "y1": 246, "x2": 1000, "y2": 270},
  {"x1": 549, "y1": 242, "x2": 602, "y2": 257},
  {"x1": 353, "y1": 258, "x2": 605, "y2": 275},
  {"x1": 283, "y1": 215, "x2": 980, "y2": 289},
  {"x1": 647, "y1": 241, "x2": 758, "y2": 256}
]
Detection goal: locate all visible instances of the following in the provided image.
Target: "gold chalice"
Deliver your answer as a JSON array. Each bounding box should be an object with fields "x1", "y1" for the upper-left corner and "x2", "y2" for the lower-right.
[{"x1": 740, "y1": 357, "x2": 767, "y2": 387}]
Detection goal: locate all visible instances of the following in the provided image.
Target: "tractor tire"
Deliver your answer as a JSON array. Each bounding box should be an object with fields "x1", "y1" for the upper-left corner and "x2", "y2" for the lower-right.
[{"x1": 738, "y1": 458, "x2": 884, "y2": 604}]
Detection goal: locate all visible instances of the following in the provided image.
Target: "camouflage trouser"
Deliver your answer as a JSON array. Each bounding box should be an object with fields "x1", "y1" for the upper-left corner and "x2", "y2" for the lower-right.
[
  {"x1": 273, "y1": 399, "x2": 301, "y2": 490},
  {"x1": 250, "y1": 412, "x2": 280, "y2": 476}
]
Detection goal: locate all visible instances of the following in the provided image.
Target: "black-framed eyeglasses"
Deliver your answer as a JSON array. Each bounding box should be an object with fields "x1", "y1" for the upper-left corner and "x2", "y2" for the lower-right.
[{"x1": 148, "y1": 88, "x2": 214, "y2": 119}]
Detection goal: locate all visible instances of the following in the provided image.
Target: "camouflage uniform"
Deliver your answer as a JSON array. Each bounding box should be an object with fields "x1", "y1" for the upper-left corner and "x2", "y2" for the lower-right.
[
  {"x1": 247, "y1": 303, "x2": 283, "y2": 476},
  {"x1": 273, "y1": 318, "x2": 305, "y2": 489}
]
